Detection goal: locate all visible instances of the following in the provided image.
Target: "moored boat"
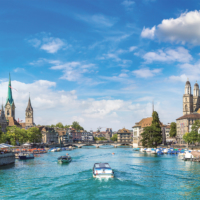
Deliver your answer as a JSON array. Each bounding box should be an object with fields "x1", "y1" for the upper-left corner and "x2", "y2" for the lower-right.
[{"x1": 19, "y1": 153, "x2": 34, "y2": 160}]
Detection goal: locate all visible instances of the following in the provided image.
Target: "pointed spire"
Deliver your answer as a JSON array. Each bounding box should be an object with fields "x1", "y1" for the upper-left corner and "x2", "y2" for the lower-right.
[
  {"x1": 5, "y1": 73, "x2": 14, "y2": 106},
  {"x1": 26, "y1": 95, "x2": 33, "y2": 111}
]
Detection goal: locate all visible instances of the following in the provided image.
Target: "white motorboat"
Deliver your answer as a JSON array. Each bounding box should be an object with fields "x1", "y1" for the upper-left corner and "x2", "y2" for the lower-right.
[
  {"x1": 151, "y1": 149, "x2": 156, "y2": 154},
  {"x1": 163, "y1": 149, "x2": 168, "y2": 154},
  {"x1": 183, "y1": 151, "x2": 194, "y2": 161},
  {"x1": 146, "y1": 148, "x2": 151, "y2": 153},
  {"x1": 93, "y1": 163, "x2": 114, "y2": 178},
  {"x1": 140, "y1": 148, "x2": 145, "y2": 152},
  {"x1": 51, "y1": 149, "x2": 57, "y2": 152}
]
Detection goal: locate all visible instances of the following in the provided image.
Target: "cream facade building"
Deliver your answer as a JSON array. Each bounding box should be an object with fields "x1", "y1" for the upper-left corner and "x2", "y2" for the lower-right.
[
  {"x1": 117, "y1": 128, "x2": 131, "y2": 143},
  {"x1": 176, "y1": 80, "x2": 200, "y2": 144}
]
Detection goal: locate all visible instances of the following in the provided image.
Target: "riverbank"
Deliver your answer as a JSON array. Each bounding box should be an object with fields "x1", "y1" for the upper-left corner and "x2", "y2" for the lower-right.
[{"x1": 0, "y1": 152, "x2": 15, "y2": 166}]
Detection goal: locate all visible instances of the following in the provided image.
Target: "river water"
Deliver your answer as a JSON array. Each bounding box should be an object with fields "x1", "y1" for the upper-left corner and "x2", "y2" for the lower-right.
[{"x1": 0, "y1": 146, "x2": 200, "y2": 200}]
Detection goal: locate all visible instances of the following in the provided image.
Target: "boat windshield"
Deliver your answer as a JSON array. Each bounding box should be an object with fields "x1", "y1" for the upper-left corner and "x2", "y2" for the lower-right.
[{"x1": 94, "y1": 163, "x2": 111, "y2": 169}]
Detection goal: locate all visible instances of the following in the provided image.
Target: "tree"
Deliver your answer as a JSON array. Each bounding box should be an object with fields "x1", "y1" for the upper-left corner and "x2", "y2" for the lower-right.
[
  {"x1": 72, "y1": 121, "x2": 84, "y2": 131},
  {"x1": 169, "y1": 122, "x2": 176, "y2": 137},
  {"x1": 56, "y1": 122, "x2": 64, "y2": 128},
  {"x1": 141, "y1": 111, "x2": 162, "y2": 148},
  {"x1": 27, "y1": 127, "x2": 42, "y2": 143},
  {"x1": 64, "y1": 125, "x2": 70, "y2": 128},
  {"x1": 111, "y1": 134, "x2": 117, "y2": 141}
]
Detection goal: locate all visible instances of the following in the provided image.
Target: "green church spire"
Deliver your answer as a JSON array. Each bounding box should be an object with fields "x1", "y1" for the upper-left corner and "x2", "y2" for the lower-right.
[{"x1": 5, "y1": 73, "x2": 14, "y2": 106}]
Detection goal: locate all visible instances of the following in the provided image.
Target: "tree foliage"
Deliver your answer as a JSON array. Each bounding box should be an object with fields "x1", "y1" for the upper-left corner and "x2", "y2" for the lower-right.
[
  {"x1": 141, "y1": 111, "x2": 162, "y2": 148},
  {"x1": 27, "y1": 127, "x2": 42, "y2": 143},
  {"x1": 111, "y1": 134, "x2": 117, "y2": 141},
  {"x1": 56, "y1": 122, "x2": 64, "y2": 128},
  {"x1": 169, "y1": 122, "x2": 176, "y2": 137},
  {"x1": 72, "y1": 121, "x2": 84, "y2": 131}
]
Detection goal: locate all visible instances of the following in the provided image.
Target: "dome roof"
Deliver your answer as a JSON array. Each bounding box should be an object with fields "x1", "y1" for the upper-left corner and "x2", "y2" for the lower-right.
[
  {"x1": 195, "y1": 82, "x2": 199, "y2": 87},
  {"x1": 185, "y1": 80, "x2": 191, "y2": 85}
]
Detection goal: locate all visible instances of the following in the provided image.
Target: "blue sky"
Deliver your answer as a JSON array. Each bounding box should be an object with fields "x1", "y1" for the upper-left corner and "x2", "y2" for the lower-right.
[{"x1": 0, "y1": 0, "x2": 200, "y2": 131}]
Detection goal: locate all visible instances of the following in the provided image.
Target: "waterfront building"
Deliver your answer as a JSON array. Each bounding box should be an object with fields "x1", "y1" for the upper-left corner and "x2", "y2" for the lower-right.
[
  {"x1": 117, "y1": 128, "x2": 131, "y2": 143},
  {"x1": 0, "y1": 104, "x2": 8, "y2": 132},
  {"x1": 176, "y1": 113, "x2": 200, "y2": 144},
  {"x1": 132, "y1": 117, "x2": 165, "y2": 147},
  {"x1": 58, "y1": 128, "x2": 73, "y2": 144},
  {"x1": 41, "y1": 127, "x2": 58, "y2": 144},
  {"x1": 176, "y1": 80, "x2": 200, "y2": 144},
  {"x1": 71, "y1": 130, "x2": 82, "y2": 142},
  {"x1": 81, "y1": 131, "x2": 94, "y2": 142}
]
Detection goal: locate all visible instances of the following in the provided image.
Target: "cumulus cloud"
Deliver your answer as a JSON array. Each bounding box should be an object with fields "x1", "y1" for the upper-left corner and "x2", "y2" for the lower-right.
[
  {"x1": 132, "y1": 68, "x2": 162, "y2": 78},
  {"x1": 142, "y1": 47, "x2": 192, "y2": 63},
  {"x1": 169, "y1": 62, "x2": 200, "y2": 82},
  {"x1": 141, "y1": 10, "x2": 200, "y2": 45},
  {"x1": 141, "y1": 26, "x2": 156, "y2": 39},
  {"x1": 28, "y1": 34, "x2": 65, "y2": 53},
  {"x1": 129, "y1": 46, "x2": 137, "y2": 52}
]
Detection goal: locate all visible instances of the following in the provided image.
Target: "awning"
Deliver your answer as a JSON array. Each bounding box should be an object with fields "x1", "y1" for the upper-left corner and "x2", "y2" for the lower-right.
[{"x1": 0, "y1": 143, "x2": 14, "y2": 148}]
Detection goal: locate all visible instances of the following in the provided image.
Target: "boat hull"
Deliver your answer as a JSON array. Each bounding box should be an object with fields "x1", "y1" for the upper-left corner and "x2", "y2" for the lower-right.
[
  {"x1": 19, "y1": 156, "x2": 34, "y2": 160},
  {"x1": 93, "y1": 174, "x2": 114, "y2": 178}
]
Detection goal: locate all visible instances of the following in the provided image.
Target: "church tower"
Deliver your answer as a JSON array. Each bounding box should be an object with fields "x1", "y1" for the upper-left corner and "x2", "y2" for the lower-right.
[
  {"x1": 193, "y1": 82, "x2": 200, "y2": 112},
  {"x1": 25, "y1": 96, "x2": 34, "y2": 127},
  {"x1": 183, "y1": 80, "x2": 193, "y2": 115},
  {"x1": 5, "y1": 74, "x2": 15, "y2": 119}
]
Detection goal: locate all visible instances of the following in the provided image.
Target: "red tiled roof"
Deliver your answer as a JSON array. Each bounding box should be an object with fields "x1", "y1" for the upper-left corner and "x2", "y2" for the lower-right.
[{"x1": 176, "y1": 113, "x2": 200, "y2": 120}]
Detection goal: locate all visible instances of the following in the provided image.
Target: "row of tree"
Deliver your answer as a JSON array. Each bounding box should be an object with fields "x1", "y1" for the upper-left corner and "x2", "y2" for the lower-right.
[
  {"x1": 39, "y1": 121, "x2": 84, "y2": 131},
  {"x1": 0, "y1": 126, "x2": 42, "y2": 146}
]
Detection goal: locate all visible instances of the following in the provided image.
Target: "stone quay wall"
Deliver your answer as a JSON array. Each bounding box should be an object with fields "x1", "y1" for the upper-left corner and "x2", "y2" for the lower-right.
[{"x1": 0, "y1": 153, "x2": 15, "y2": 166}]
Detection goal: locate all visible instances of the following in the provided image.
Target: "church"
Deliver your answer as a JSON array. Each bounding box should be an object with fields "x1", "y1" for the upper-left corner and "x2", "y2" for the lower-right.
[
  {"x1": 0, "y1": 74, "x2": 35, "y2": 130},
  {"x1": 176, "y1": 80, "x2": 200, "y2": 144}
]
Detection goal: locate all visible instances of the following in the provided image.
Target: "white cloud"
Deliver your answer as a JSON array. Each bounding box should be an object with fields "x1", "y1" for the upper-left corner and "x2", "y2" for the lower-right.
[
  {"x1": 77, "y1": 14, "x2": 117, "y2": 27},
  {"x1": 141, "y1": 10, "x2": 200, "y2": 45},
  {"x1": 50, "y1": 61, "x2": 99, "y2": 84},
  {"x1": 141, "y1": 26, "x2": 156, "y2": 39},
  {"x1": 28, "y1": 34, "x2": 65, "y2": 53},
  {"x1": 40, "y1": 37, "x2": 64, "y2": 53},
  {"x1": 142, "y1": 47, "x2": 192, "y2": 63},
  {"x1": 132, "y1": 68, "x2": 162, "y2": 78},
  {"x1": 169, "y1": 62, "x2": 200, "y2": 82},
  {"x1": 14, "y1": 68, "x2": 25, "y2": 72},
  {"x1": 122, "y1": 0, "x2": 135, "y2": 9},
  {"x1": 129, "y1": 46, "x2": 137, "y2": 52}
]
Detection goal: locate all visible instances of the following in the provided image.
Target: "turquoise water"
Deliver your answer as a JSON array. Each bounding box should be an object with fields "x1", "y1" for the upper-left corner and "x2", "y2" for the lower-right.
[{"x1": 1, "y1": 146, "x2": 200, "y2": 200}]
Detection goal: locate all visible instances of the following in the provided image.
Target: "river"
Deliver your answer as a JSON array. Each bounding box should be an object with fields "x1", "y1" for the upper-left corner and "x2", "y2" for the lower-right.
[{"x1": 0, "y1": 146, "x2": 200, "y2": 199}]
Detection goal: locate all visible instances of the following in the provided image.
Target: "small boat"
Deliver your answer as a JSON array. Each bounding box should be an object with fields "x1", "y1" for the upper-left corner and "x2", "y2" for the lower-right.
[
  {"x1": 151, "y1": 149, "x2": 156, "y2": 154},
  {"x1": 146, "y1": 148, "x2": 151, "y2": 153},
  {"x1": 93, "y1": 163, "x2": 114, "y2": 178},
  {"x1": 19, "y1": 153, "x2": 34, "y2": 160},
  {"x1": 51, "y1": 148, "x2": 57, "y2": 152},
  {"x1": 57, "y1": 155, "x2": 72, "y2": 163},
  {"x1": 163, "y1": 149, "x2": 168, "y2": 154}
]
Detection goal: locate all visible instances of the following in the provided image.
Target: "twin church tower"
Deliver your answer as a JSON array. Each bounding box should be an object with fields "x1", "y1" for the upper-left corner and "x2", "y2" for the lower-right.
[
  {"x1": 183, "y1": 80, "x2": 200, "y2": 115},
  {"x1": 4, "y1": 74, "x2": 34, "y2": 127}
]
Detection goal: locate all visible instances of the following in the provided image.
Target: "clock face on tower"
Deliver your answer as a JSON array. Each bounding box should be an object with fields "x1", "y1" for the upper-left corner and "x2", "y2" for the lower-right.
[{"x1": 26, "y1": 112, "x2": 32, "y2": 117}]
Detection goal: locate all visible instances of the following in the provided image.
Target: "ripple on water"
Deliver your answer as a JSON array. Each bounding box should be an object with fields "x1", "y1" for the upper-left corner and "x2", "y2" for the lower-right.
[{"x1": 1, "y1": 149, "x2": 200, "y2": 199}]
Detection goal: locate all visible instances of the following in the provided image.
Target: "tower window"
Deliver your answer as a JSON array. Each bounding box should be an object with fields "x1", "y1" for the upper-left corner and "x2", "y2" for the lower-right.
[
  {"x1": 7, "y1": 110, "x2": 9, "y2": 115},
  {"x1": 185, "y1": 98, "x2": 187, "y2": 102},
  {"x1": 185, "y1": 104, "x2": 188, "y2": 111}
]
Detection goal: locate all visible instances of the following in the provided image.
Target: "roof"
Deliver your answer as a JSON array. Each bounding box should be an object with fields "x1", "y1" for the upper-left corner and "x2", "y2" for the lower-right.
[
  {"x1": 19, "y1": 123, "x2": 26, "y2": 128},
  {"x1": 186, "y1": 80, "x2": 191, "y2": 85},
  {"x1": 132, "y1": 117, "x2": 163, "y2": 128},
  {"x1": 118, "y1": 128, "x2": 131, "y2": 133},
  {"x1": 26, "y1": 97, "x2": 33, "y2": 112},
  {"x1": 176, "y1": 113, "x2": 200, "y2": 120},
  {"x1": 5, "y1": 74, "x2": 14, "y2": 106},
  {"x1": 57, "y1": 130, "x2": 66, "y2": 136},
  {"x1": 7, "y1": 117, "x2": 21, "y2": 127},
  {"x1": 94, "y1": 163, "x2": 110, "y2": 168}
]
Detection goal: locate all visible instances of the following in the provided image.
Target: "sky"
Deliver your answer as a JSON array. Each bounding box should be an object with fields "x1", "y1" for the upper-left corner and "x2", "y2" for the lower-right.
[{"x1": 0, "y1": 0, "x2": 200, "y2": 131}]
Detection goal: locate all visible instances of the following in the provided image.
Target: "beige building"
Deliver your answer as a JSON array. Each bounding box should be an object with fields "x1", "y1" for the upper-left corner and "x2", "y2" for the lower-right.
[
  {"x1": 117, "y1": 128, "x2": 131, "y2": 143},
  {"x1": 132, "y1": 117, "x2": 165, "y2": 147},
  {"x1": 176, "y1": 113, "x2": 200, "y2": 144},
  {"x1": 41, "y1": 127, "x2": 58, "y2": 144}
]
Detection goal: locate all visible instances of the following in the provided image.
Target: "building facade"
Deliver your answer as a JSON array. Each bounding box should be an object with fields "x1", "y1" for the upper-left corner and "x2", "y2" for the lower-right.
[
  {"x1": 41, "y1": 127, "x2": 58, "y2": 144},
  {"x1": 81, "y1": 131, "x2": 94, "y2": 142},
  {"x1": 117, "y1": 128, "x2": 131, "y2": 143},
  {"x1": 0, "y1": 105, "x2": 7, "y2": 132}
]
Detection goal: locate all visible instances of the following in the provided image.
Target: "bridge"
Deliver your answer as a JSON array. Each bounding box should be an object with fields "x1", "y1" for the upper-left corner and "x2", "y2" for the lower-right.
[{"x1": 64, "y1": 142, "x2": 133, "y2": 148}]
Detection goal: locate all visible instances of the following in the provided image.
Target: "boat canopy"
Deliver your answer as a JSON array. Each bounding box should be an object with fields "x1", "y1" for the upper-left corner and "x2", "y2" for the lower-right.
[{"x1": 94, "y1": 163, "x2": 111, "y2": 169}]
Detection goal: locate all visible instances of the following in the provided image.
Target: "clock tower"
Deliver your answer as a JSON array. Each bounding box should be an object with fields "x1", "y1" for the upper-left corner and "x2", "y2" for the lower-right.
[
  {"x1": 25, "y1": 96, "x2": 34, "y2": 127},
  {"x1": 5, "y1": 74, "x2": 15, "y2": 119}
]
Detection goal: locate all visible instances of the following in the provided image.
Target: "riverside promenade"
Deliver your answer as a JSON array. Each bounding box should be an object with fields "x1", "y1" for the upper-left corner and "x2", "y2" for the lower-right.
[{"x1": 0, "y1": 152, "x2": 15, "y2": 166}]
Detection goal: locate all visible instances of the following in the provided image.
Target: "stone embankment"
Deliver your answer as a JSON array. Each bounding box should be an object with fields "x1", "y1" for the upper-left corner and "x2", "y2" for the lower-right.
[{"x1": 0, "y1": 153, "x2": 15, "y2": 166}]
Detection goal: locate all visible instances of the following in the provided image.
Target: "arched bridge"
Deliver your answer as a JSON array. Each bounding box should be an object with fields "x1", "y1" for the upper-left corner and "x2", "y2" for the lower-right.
[{"x1": 64, "y1": 142, "x2": 132, "y2": 148}]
